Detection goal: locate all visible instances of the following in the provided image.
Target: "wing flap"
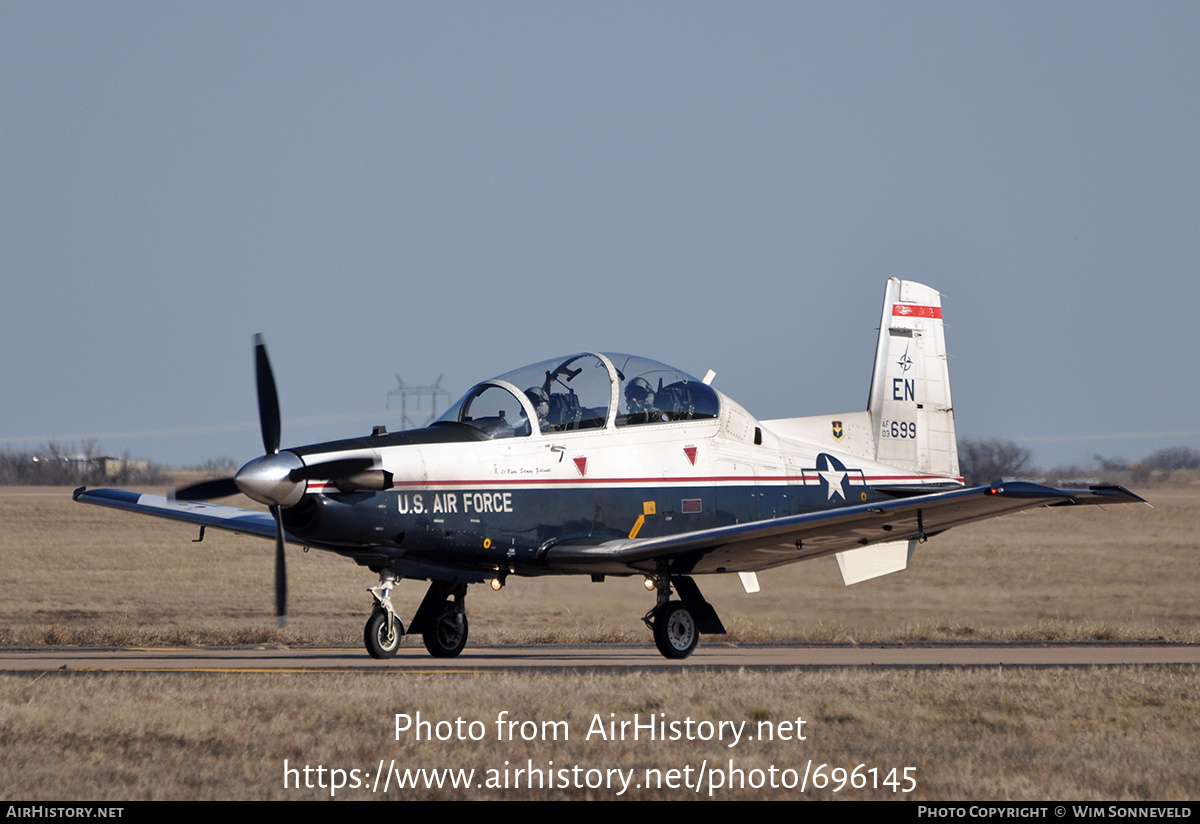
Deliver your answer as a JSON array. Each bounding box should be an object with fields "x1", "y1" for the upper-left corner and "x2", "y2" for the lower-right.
[{"x1": 542, "y1": 482, "x2": 1145, "y2": 576}]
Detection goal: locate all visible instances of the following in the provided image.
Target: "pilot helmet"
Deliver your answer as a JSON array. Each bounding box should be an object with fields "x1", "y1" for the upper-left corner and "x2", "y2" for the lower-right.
[
  {"x1": 524, "y1": 387, "x2": 550, "y2": 421},
  {"x1": 625, "y1": 377, "x2": 654, "y2": 411}
]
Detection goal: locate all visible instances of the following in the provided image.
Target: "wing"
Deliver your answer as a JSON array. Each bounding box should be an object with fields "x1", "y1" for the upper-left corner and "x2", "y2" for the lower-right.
[
  {"x1": 541, "y1": 482, "x2": 1146, "y2": 577},
  {"x1": 72, "y1": 487, "x2": 487, "y2": 582},
  {"x1": 73, "y1": 487, "x2": 280, "y2": 539}
]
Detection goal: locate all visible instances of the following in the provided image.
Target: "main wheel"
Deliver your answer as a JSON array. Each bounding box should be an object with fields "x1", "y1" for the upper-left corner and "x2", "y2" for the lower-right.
[
  {"x1": 653, "y1": 601, "x2": 698, "y2": 659},
  {"x1": 423, "y1": 606, "x2": 468, "y2": 658},
  {"x1": 364, "y1": 609, "x2": 402, "y2": 659}
]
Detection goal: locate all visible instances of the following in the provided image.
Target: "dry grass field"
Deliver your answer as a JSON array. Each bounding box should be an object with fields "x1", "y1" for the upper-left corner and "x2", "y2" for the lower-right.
[
  {"x1": 1, "y1": 484, "x2": 1197, "y2": 800},
  {"x1": 2, "y1": 668, "x2": 1197, "y2": 800},
  {"x1": 1, "y1": 484, "x2": 1195, "y2": 647}
]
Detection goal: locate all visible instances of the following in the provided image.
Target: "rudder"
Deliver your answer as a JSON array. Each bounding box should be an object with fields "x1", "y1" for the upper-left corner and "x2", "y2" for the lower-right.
[{"x1": 867, "y1": 279, "x2": 959, "y2": 479}]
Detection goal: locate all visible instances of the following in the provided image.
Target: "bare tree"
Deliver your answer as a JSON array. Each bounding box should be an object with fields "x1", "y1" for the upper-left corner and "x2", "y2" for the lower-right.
[
  {"x1": 197, "y1": 457, "x2": 238, "y2": 477},
  {"x1": 958, "y1": 438, "x2": 1033, "y2": 485},
  {"x1": 1093, "y1": 453, "x2": 1129, "y2": 472},
  {"x1": 1142, "y1": 446, "x2": 1200, "y2": 472}
]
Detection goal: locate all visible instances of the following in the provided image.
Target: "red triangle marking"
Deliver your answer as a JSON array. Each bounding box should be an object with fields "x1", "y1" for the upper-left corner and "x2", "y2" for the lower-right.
[
  {"x1": 683, "y1": 446, "x2": 697, "y2": 466},
  {"x1": 573, "y1": 457, "x2": 588, "y2": 476}
]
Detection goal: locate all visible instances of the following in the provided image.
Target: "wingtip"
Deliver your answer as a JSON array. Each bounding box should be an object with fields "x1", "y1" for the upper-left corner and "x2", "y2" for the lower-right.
[{"x1": 1087, "y1": 484, "x2": 1148, "y2": 505}]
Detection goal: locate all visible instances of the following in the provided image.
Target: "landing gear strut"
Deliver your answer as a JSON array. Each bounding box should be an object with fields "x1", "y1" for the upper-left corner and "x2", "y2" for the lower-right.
[{"x1": 364, "y1": 571, "x2": 403, "y2": 659}]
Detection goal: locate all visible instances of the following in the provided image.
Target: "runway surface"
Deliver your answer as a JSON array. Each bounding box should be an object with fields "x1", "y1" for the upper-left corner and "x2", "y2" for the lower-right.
[{"x1": 2, "y1": 643, "x2": 1198, "y2": 672}]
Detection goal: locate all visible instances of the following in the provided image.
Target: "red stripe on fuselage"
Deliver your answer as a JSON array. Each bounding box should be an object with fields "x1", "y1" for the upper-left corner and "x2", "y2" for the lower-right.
[{"x1": 305, "y1": 473, "x2": 960, "y2": 491}]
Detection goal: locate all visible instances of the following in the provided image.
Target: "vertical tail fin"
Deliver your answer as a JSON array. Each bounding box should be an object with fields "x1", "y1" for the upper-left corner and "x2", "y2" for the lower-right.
[{"x1": 867, "y1": 279, "x2": 959, "y2": 479}]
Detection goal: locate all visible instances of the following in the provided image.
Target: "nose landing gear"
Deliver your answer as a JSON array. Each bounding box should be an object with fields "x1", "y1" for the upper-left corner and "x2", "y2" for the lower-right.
[
  {"x1": 365, "y1": 571, "x2": 403, "y2": 659},
  {"x1": 363, "y1": 575, "x2": 470, "y2": 659}
]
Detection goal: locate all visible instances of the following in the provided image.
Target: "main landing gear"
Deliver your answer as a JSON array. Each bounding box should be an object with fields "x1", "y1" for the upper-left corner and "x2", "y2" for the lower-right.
[
  {"x1": 414, "y1": 583, "x2": 469, "y2": 658},
  {"x1": 651, "y1": 600, "x2": 698, "y2": 658},
  {"x1": 643, "y1": 575, "x2": 726, "y2": 660},
  {"x1": 364, "y1": 572, "x2": 724, "y2": 661},
  {"x1": 364, "y1": 573, "x2": 469, "y2": 659}
]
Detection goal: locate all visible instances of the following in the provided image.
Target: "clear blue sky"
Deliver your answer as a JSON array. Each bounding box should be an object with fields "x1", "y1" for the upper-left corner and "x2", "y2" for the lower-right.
[{"x1": 3, "y1": 2, "x2": 1197, "y2": 470}]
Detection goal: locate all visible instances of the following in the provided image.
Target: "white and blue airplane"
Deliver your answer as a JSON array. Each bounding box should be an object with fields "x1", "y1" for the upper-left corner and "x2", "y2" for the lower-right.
[{"x1": 75, "y1": 279, "x2": 1142, "y2": 659}]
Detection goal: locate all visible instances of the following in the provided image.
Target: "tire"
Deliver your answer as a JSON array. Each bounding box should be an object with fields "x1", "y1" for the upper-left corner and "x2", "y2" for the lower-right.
[
  {"x1": 653, "y1": 601, "x2": 698, "y2": 659},
  {"x1": 364, "y1": 609, "x2": 402, "y2": 659},
  {"x1": 423, "y1": 607, "x2": 468, "y2": 658}
]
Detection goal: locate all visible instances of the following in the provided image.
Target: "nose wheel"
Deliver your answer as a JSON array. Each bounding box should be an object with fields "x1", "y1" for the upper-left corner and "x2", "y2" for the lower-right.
[
  {"x1": 364, "y1": 571, "x2": 403, "y2": 659},
  {"x1": 364, "y1": 609, "x2": 403, "y2": 659}
]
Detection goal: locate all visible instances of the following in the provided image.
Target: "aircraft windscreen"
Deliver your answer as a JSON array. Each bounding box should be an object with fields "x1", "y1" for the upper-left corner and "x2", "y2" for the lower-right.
[{"x1": 435, "y1": 383, "x2": 531, "y2": 439}]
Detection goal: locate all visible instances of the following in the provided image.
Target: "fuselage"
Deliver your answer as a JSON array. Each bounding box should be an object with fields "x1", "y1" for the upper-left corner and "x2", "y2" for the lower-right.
[{"x1": 276, "y1": 353, "x2": 959, "y2": 579}]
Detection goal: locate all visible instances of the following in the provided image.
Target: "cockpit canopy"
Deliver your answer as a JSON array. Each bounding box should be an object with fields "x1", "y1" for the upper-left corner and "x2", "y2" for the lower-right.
[{"x1": 435, "y1": 353, "x2": 720, "y2": 439}]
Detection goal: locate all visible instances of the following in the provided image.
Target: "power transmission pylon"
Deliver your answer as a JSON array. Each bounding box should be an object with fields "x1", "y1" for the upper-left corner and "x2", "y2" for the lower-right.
[{"x1": 386, "y1": 375, "x2": 452, "y2": 430}]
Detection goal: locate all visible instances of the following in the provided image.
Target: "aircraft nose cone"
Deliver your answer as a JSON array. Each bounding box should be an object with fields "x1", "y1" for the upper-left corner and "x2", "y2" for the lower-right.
[{"x1": 235, "y1": 452, "x2": 306, "y2": 507}]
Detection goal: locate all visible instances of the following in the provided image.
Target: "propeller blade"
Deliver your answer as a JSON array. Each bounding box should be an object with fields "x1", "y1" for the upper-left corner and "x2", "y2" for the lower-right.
[
  {"x1": 287, "y1": 457, "x2": 376, "y2": 482},
  {"x1": 172, "y1": 477, "x2": 241, "y2": 502},
  {"x1": 271, "y1": 504, "x2": 287, "y2": 628},
  {"x1": 254, "y1": 333, "x2": 281, "y2": 456},
  {"x1": 334, "y1": 469, "x2": 394, "y2": 494}
]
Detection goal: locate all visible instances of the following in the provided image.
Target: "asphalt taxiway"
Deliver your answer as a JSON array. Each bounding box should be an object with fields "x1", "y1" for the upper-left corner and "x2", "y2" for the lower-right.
[{"x1": 1, "y1": 643, "x2": 1197, "y2": 673}]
